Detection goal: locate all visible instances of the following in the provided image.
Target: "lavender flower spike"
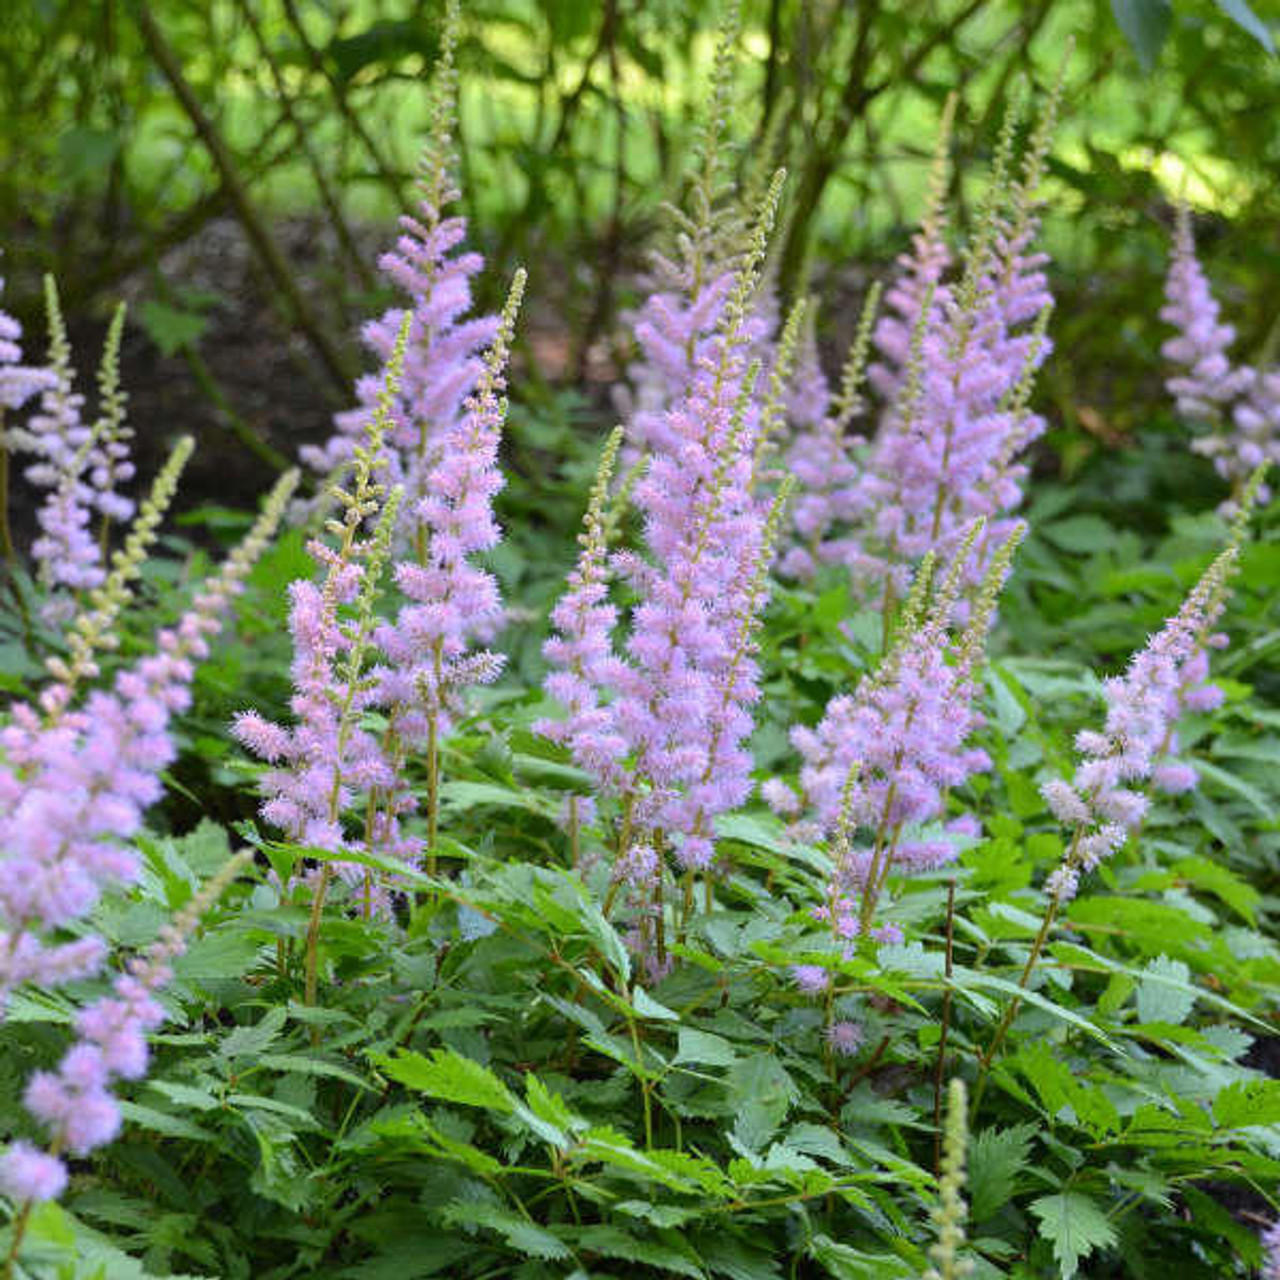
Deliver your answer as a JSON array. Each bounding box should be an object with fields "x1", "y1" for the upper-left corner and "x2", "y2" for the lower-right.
[
  {"x1": 1161, "y1": 207, "x2": 1280, "y2": 508},
  {"x1": 0, "y1": 269, "x2": 55, "y2": 413},
  {"x1": 302, "y1": 0, "x2": 497, "y2": 553},
  {"x1": 537, "y1": 426, "x2": 630, "y2": 788},
  {"x1": 235, "y1": 317, "x2": 413, "y2": 919},
  {"x1": 1, "y1": 851, "x2": 250, "y2": 1217},
  {"x1": 1160, "y1": 208, "x2": 1251, "y2": 423},
  {"x1": 0, "y1": 467, "x2": 299, "y2": 1011},
  {"x1": 1041, "y1": 545, "x2": 1239, "y2": 903}
]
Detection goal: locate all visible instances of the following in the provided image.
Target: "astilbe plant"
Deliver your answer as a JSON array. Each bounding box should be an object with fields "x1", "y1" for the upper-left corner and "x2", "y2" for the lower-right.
[
  {"x1": 0, "y1": 447, "x2": 296, "y2": 1219},
  {"x1": 1162, "y1": 207, "x2": 1280, "y2": 510},
  {"x1": 236, "y1": 320, "x2": 413, "y2": 938},
  {"x1": 10, "y1": 279, "x2": 101, "y2": 602},
  {"x1": 237, "y1": 269, "x2": 524, "y2": 993},
  {"x1": 781, "y1": 79, "x2": 1060, "y2": 610},
  {"x1": 539, "y1": 173, "x2": 789, "y2": 971},
  {"x1": 774, "y1": 522, "x2": 1022, "y2": 946},
  {"x1": 974, "y1": 489, "x2": 1257, "y2": 1085},
  {"x1": 300, "y1": 0, "x2": 497, "y2": 560},
  {"x1": 613, "y1": 10, "x2": 778, "y2": 477}
]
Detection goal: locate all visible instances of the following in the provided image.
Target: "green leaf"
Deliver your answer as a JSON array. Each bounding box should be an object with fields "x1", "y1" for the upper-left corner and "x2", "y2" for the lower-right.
[
  {"x1": 138, "y1": 299, "x2": 209, "y2": 356},
  {"x1": 1214, "y1": 1078, "x2": 1280, "y2": 1128},
  {"x1": 256, "y1": 1052, "x2": 374, "y2": 1091},
  {"x1": 1029, "y1": 1191, "x2": 1117, "y2": 1277},
  {"x1": 806, "y1": 1235, "x2": 917, "y2": 1279},
  {"x1": 1214, "y1": 0, "x2": 1275, "y2": 53},
  {"x1": 118, "y1": 1101, "x2": 214, "y2": 1143},
  {"x1": 373, "y1": 1048, "x2": 515, "y2": 1112},
  {"x1": 969, "y1": 1124, "x2": 1036, "y2": 1222},
  {"x1": 632, "y1": 986, "x2": 679, "y2": 1021},
  {"x1": 1135, "y1": 955, "x2": 1196, "y2": 1026},
  {"x1": 1039, "y1": 513, "x2": 1117, "y2": 553},
  {"x1": 567, "y1": 1225, "x2": 704, "y2": 1278},
  {"x1": 219, "y1": 1007, "x2": 287, "y2": 1060},
  {"x1": 1110, "y1": 0, "x2": 1172, "y2": 70},
  {"x1": 727, "y1": 1055, "x2": 797, "y2": 1151},
  {"x1": 675, "y1": 1028, "x2": 738, "y2": 1067},
  {"x1": 441, "y1": 1201, "x2": 569, "y2": 1260},
  {"x1": 1174, "y1": 855, "x2": 1259, "y2": 923}
]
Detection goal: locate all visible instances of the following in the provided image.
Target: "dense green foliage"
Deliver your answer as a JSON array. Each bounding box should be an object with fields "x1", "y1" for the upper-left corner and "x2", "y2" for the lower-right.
[{"x1": 5, "y1": 448, "x2": 1280, "y2": 1278}]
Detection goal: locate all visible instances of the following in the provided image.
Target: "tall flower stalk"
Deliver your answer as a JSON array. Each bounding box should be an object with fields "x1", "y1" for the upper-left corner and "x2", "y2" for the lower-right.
[
  {"x1": 540, "y1": 172, "x2": 790, "y2": 968},
  {"x1": 235, "y1": 318, "x2": 411, "y2": 991},
  {"x1": 781, "y1": 525, "x2": 1021, "y2": 945},
  {"x1": 301, "y1": 0, "x2": 497, "y2": 554},
  {"x1": 975, "y1": 526, "x2": 1248, "y2": 1091},
  {"x1": 1161, "y1": 207, "x2": 1280, "y2": 510}
]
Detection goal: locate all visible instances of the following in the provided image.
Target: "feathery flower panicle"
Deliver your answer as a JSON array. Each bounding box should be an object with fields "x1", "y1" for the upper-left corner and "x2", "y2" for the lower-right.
[
  {"x1": 237, "y1": 321, "x2": 415, "y2": 910},
  {"x1": 16, "y1": 277, "x2": 89, "y2": 493},
  {"x1": 1041, "y1": 544, "x2": 1239, "y2": 903},
  {"x1": 539, "y1": 172, "x2": 789, "y2": 972},
  {"x1": 614, "y1": 10, "x2": 777, "y2": 471},
  {"x1": 780, "y1": 283, "x2": 879, "y2": 580},
  {"x1": 923, "y1": 1078, "x2": 975, "y2": 1280},
  {"x1": 537, "y1": 426, "x2": 630, "y2": 786},
  {"x1": 27, "y1": 304, "x2": 135, "y2": 610},
  {"x1": 784, "y1": 525, "x2": 1021, "y2": 940},
  {"x1": 303, "y1": 0, "x2": 498, "y2": 550},
  {"x1": 1160, "y1": 208, "x2": 1251, "y2": 421},
  {"x1": 10, "y1": 277, "x2": 105, "y2": 602},
  {"x1": 374, "y1": 270, "x2": 524, "y2": 751},
  {"x1": 847, "y1": 88, "x2": 1055, "y2": 602},
  {"x1": 782, "y1": 80, "x2": 1059, "y2": 607},
  {"x1": 43, "y1": 435, "x2": 195, "y2": 713},
  {"x1": 0, "y1": 271, "x2": 55, "y2": 412},
  {"x1": 612, "y1": 173, "x2": 785, "y2": 871},
  {"x1": 0, "y1": 852, "x2": 251, "y2": 1207},
  {"x1": 84, "y1": 302, "x2": 136, "y2": 526},
  {"x1": 0, "y1": 467, "x2": 298, "y2": 1010},
  {"x1": 1161, "y1": 209, "x2": 1280, "y2": 508}
]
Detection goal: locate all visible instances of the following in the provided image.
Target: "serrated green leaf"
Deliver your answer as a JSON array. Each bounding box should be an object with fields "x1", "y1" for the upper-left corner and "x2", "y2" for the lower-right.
[
  {"x1": 676, "y1": 1028, "x2": 737, "y2": 1067},
  {"x1": 1135, "y1": 955, "x2": 1195, "y2": 1026},
  {"x1": 1214, "y1": 1078, "x2": 1280, "y2": 1128},
  {"x1": 441, "y1": 1201, "x2": 569, "y2": 1259},
  {"x1": 969, "y1": 1124, "x2": 1036, "y2": 1222},
  {"x1": 373, "y1": 1048, "x2": 514, "y2": 1112},
  {"x1": 1029, "y1": 1191, "x2": 1117, "y2": 1277}
]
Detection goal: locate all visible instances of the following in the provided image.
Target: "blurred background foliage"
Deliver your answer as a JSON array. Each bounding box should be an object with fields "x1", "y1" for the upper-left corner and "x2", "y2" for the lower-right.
[{"x1": 0, "y1": 0, "x2": 1277, "y2": 519}]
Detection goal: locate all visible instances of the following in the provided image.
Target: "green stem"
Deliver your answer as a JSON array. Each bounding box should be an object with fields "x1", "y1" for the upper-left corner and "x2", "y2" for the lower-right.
[
  {"x1": 2, "y1": 1198, "x2": 32, "y2": 1279},
  {"x1": 303, "y1": 863, "x2": 333, "y2": 1017},
  {"x1": 932, "y1": 878, "x2": 957, "y2": 1173},
  {"x1": 972, "y1": 891, "x2": 1062, "y2": 1113},
  {"x1": 626, "y1": 1013, "x2": 654, "y2": 1150}
]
